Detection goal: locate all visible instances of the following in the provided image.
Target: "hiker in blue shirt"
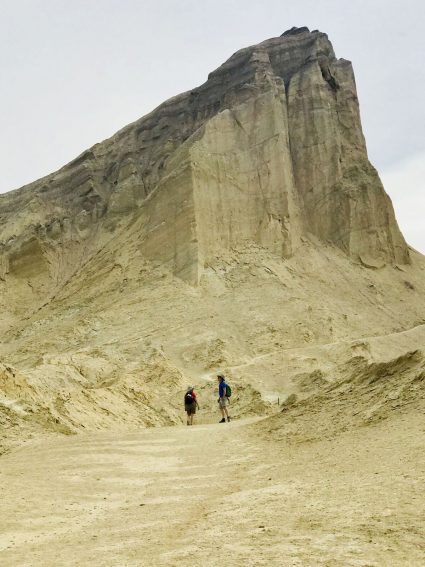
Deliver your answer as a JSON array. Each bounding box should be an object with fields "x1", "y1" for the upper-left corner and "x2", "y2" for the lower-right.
[{"x1": 217, "y1": 374, "x2": 231, "y2": 423}]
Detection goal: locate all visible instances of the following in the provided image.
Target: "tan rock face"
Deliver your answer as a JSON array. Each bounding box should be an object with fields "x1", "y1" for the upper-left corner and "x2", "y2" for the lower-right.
[
  {"x1": 0, "y1": 27, "x2": 409, "y2": 288},
  {"x1": 2, "y1": 28, "x2": 425, "y2": 461}
]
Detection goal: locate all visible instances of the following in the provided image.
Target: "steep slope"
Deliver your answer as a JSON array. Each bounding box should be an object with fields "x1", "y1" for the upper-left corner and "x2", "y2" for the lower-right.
[
  {"x1": 0, "y1": 27, "x2": 408, "y2": 293},
  {"x1": 1, "y1": 27, "x2": 424, "y2": 452}
]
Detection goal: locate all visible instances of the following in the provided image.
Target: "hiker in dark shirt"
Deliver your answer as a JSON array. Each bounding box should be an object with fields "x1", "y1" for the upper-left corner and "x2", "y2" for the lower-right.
[
  {"x1": 184, "y1": 386, "x2": 199, "y2": 425},
  {"x1": 217, "y1": 374, "x2": 231, "y2": 423}
]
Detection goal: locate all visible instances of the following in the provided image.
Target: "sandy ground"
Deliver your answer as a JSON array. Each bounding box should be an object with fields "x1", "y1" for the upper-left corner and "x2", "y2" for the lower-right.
[{"x1": 1, "y1": 410, "x2": 424, "y2": 567}]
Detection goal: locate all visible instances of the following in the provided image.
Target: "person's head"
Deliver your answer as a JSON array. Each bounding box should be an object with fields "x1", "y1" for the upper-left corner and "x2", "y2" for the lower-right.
[
  {"x1": 217, "y1": 374, "x2": 225, "y2": 382},
  {"x1": 187, "y1": 386, "x2": 193, "y2": 392}
]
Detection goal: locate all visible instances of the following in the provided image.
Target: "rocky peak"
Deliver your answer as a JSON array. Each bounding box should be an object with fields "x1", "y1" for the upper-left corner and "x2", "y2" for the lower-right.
[
  {"x1": 0, "y1": 29, "x2": 410, "y2": 286},
  {"x1": 281, "y1": 26, "x2": 311, "y2": 36}
]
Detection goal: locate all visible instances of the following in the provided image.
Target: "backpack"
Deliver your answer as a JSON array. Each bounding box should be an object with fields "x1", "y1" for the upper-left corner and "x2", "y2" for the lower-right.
[
  {"x1": 184, "y1": 390, "x2": 195, "y2": 404},
  {"x1": 225, "y1": 384, "x2": 232, "y2": 398}
]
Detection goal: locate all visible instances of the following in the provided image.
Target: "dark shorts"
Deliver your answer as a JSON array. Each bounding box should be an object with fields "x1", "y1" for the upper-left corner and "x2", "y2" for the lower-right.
[{"x1": 185, "y1": 402, "x2": 196, "y2": 415}]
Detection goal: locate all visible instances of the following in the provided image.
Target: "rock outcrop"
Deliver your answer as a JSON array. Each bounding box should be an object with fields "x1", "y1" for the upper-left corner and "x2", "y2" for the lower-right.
[
  {"x1": 3, "y1": 26, "x2": 425, "y2": 469},
  {"x1": 0, "y1": 27, "x2": 409, "y2": 288}
]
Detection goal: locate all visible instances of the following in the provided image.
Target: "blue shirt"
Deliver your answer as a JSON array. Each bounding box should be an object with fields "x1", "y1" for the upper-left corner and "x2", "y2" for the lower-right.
[{"x1": 218, "y1": 381, "x2": 227, "y2": 398}]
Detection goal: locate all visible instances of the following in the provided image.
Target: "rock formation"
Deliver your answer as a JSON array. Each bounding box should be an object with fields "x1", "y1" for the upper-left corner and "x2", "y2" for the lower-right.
[
  {"x1": 1, "y1": 28, "x2": 424, "y2": 452},
  {"x1": 0, "y1": 27, "x2": 409, "y2": 289},
  {"x1": 2, "y1": 30, "x2": 425, "y2": 567}
]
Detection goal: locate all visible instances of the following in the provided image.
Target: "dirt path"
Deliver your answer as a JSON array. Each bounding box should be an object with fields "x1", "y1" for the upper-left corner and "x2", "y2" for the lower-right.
[{"x1": 1, "y1": 413, "x2": 424, "y2": 566}]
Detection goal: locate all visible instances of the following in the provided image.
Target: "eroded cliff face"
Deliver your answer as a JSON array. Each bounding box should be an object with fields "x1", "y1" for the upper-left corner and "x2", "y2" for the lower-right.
[
  {"x1": 0, "y1": 26, "x2": 409, "y2": 293},
  {"x1": 2, "y1": 28, "x2": 425, "y2": 456}
]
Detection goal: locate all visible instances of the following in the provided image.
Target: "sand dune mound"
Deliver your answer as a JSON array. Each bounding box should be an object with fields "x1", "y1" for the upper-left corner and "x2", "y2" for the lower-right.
[{"x1": 264, "y1": 329, "x2": 425, "y2": 444}]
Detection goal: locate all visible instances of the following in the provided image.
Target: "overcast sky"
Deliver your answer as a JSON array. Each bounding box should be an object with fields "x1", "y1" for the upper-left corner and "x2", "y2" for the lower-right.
[{"x1": 1, "y1": 0, "x2": 424, "y2": 252}]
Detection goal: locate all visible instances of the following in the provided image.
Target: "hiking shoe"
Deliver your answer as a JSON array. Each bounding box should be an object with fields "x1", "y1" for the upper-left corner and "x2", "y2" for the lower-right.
[
  {"x1": 227, "y1": 416, "x2": 231, "y2": 422},
  {"x1": 219, "y1": 418, "x2": 226, "y2": 423}
]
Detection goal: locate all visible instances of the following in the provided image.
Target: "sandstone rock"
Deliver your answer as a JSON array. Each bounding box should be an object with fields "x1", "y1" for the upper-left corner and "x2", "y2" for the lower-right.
[
  {"x1": 0, "y1": 28, "x2": 409, "y2": 289},
  {"x1": 2, "y1": 29, "x2": 425, "y2": 450},
  {"x1": 281, "y1": 393, "x2": 297, "y2": 408}
]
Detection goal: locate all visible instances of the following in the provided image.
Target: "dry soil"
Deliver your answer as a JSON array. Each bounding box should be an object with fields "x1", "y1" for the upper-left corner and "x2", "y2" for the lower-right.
[{"x1": 1, "y1": 408, "x2": 424, "y2": 567}]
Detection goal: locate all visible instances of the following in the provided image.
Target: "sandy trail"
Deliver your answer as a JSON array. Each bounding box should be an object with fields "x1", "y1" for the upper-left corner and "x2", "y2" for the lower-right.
[{"x1": 1, "y1": 413, "x2": 424, "y2": 567}]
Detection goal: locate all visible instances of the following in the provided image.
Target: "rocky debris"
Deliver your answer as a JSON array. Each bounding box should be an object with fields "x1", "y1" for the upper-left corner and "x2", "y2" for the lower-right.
[
  {"x1": 281, "y1": 26, "x2": 311, "y2": 36},
  {"x1": 266, "y1": 345, "x2": 425, "y2": 443},
  {"x1": 280, "y1": 393, "x2": 297, "y2": 407}
]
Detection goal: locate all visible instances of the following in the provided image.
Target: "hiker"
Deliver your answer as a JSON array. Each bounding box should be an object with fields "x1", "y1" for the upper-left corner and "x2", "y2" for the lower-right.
[
  {"x1": 217, "y1": 374, "x2": 231, "y2": 423},
  {"x1": 184, "y1": 386, "x2": 199, "y2": 425}
]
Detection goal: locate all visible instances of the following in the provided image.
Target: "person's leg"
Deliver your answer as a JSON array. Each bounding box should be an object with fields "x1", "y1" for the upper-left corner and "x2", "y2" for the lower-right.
[
  {"x1": 223, "y1": 399, "x2": 231, "y2": 421},
  {"x1": 219, "y1": 400, "x2": 226, "y2": 422}
]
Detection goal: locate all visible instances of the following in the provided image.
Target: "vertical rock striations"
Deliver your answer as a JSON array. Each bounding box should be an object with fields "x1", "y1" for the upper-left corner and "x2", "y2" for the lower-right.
[{"x1": 0, "y1": 27, "x2": 409, "y2": 288}]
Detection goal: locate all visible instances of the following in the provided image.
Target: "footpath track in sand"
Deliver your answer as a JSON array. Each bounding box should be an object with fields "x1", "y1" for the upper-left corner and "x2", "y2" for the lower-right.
[{"x1": 1, "y1": 413, "x2": 425, "y2": 567}]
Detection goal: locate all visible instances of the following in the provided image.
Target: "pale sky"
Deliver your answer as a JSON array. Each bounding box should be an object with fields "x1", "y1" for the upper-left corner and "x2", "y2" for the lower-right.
[{"x1": 1, "y1": 0, "x2": 424, "y2": 252}]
